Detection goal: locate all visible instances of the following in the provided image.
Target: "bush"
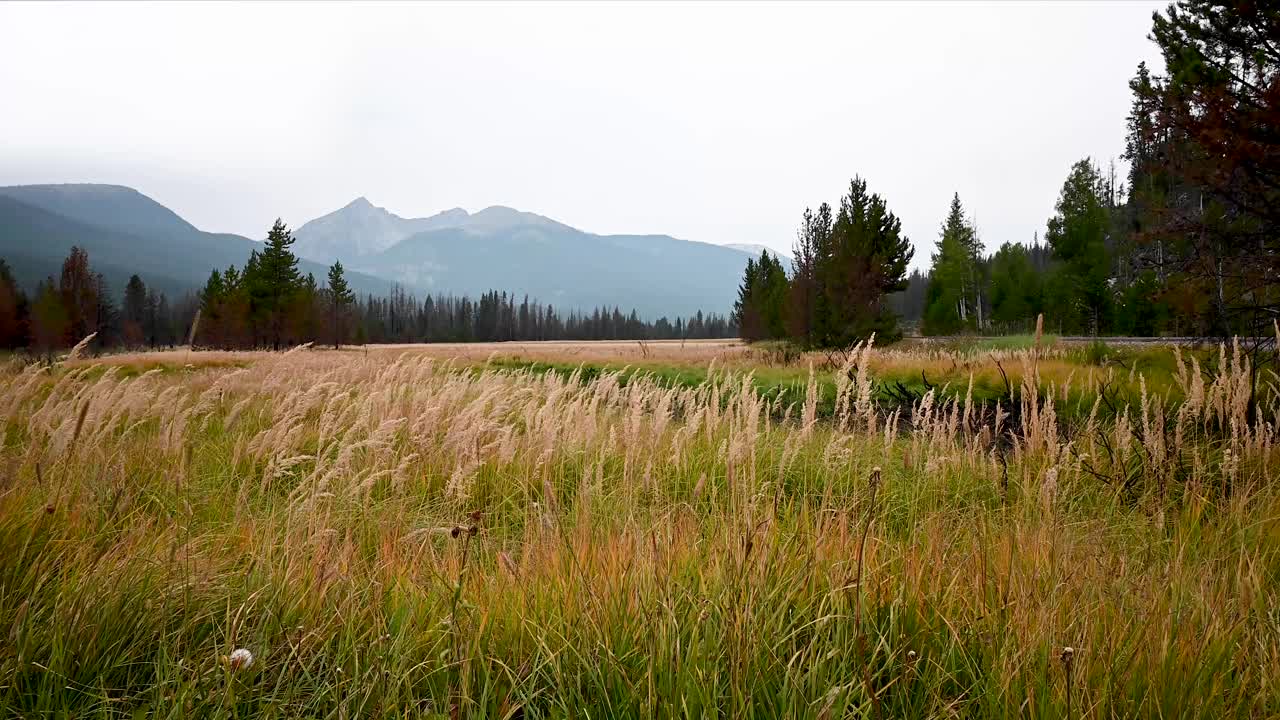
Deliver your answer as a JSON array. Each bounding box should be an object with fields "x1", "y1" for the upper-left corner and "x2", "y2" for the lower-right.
[{"x1": 1084, "y1": 339, "x2": 1112, "y2": 366}]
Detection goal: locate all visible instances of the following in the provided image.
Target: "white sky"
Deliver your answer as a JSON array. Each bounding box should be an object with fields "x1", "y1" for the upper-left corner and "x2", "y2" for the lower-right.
[{"x1": 0, "y1": 1, "x2": 1163, "y2": 270}]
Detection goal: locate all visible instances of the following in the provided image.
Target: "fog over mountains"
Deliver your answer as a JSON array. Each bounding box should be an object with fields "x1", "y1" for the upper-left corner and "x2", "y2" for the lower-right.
[{"x1": 0, "y1": 184, "x2": 788, "y2": 318}]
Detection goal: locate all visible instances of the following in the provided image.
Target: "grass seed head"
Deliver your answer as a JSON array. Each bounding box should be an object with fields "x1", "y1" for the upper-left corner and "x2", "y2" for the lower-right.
[{"x1": 227, "y1": 648, "x2": 254, "y2": 671}]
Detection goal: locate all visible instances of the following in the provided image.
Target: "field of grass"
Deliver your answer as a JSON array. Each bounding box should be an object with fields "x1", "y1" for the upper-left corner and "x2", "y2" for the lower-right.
[{"x1": 2, "y1": 338, "x2": 1278, "y2": 717}]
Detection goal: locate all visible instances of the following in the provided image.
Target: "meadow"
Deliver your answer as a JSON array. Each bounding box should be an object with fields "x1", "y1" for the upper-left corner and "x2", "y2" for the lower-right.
[{"x1": 1, "y1": 335, "x2": 1278, "y2": 718}]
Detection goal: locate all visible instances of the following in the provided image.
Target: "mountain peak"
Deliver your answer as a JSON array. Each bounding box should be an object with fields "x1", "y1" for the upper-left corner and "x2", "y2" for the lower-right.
[
  {"x1": 469, "y1": 205, "x2": 567, "y2": 231},
  {"x1": 343, "y1": 196, "x2": 377, "y2": 211},
  {"x1": 472, "y1": 205, "x2": 524, "y2": 221},
  {"x1": 435, "y1": 207, "x2": 470, "y2": 221},
  {"x1": 294, "y1": 199, "x2": 580, "y2": 264}
]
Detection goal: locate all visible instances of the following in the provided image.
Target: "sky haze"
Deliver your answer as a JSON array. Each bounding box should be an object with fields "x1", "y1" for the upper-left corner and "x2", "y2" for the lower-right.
[{"x1": 0, "y1": 1, "x2": 1165, "y2": 269}]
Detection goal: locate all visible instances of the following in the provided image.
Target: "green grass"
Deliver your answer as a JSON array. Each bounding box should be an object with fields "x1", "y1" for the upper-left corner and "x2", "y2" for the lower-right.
[
  {"x1": 487, "y1": 348, "x2": 1184, "y2": 426},
  {"x1": 939, "y1": 333, "x2": 1062, "y2": 352}
]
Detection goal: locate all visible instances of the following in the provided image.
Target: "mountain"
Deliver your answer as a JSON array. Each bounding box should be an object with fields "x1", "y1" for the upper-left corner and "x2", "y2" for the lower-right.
[
  {"x1": 293, "y1": 199, "x2": 573, "y2": 266},
  {"x1": 0, "y1": 184, "x2": 761, "y2": 318},
  {"x1": 292, "y1": 197, "x2": 467, "y2": 263},
  {"x1": 366, "y1": 228, "x2": 747, "y2": 318},
  {"x1": 0, "y1": 183, "x2": 199, "y2": 238},
  {"x1": 294, "y1": 198, "x2": 754, "y2": 317},
  {"x1": 0, "y1": 184, "x2": 392, "y2": 299}
]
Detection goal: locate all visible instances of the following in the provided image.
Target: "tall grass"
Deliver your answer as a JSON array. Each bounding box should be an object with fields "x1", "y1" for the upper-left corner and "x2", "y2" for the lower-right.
[{"x1": 0, "y1": 343, "x2": 1277, "y2": 717}]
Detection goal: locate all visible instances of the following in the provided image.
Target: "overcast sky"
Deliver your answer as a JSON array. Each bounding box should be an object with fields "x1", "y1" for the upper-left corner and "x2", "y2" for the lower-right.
[{"x1": 1, "y1": 1, "x2": 1163, "y2": 269}]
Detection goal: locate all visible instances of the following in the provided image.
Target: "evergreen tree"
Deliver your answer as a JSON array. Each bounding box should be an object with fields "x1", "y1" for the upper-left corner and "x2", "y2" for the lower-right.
[
  {"x1": 733, "y1": 256, "x2": 761, "y2": 340},
  {"x1": 1116, "y1": 271, "x2": 1168, "y2": 336},
  {"x1": 787, "y1": 204, "x2": 832, "y2": 345},
  {"x1": 91, "y1": 273, "x2": 119, "y2": 350},
  {"x1": 0, "y1": 259, "x2": 28, "y2": 350},
  {"x1": 327, "y1": 261, "x2": 354, "y2": 349},
  {"x1": 223, "y1": 264, "x2": 251, "y2": 347},
  {"x1": 58, "y1": 246, "x2": 97, "y2": 346},
  {"x1": 1123, "y1": 1, "x2": 1280, "y2": 339},
  {"x1": 250, "y1": 219, "x2": 303, "y2": 350},
  {"x1": 988, "y1": 242, "x2": 1043, "y2": 332},
  {"x1": 294, "y1": 273, "x2": 320, "y2": 344},
  {"x1": 157, "y1": 293, "x2": 181, "y2": 348},
  {"x1": 197, "y1": 268, "x2": 227, "y2": 348},
  {"x1": 30, "y1": 277, "x2": 67, "y2": 360},
  {"x1": 815, "y1": 177, "x2": 913, "y2": 346},
  {"x1": 756, "y1": 250, "x2": 789, "y2": 339},
  {"x1": 1046, "y1": 159, "x2": 1114, "y2": 334},
  {"x1": 123, "y1": 275, "x2": 148, "y2": 347},
  {"x1": 731, "y1": 251, "x2": 789, "y2": 342},
  {"x1": 143, "y1": 290, "x2": 161, "y2": 348},
  {"x1": 923, "y1": 193, "x2": 981, "y2": 335}
]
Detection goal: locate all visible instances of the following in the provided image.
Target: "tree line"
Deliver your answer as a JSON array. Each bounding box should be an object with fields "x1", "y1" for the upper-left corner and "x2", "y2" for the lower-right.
[
  {"x1": 739, "y1": 0, "x2": 1280, "y2": 344},
  {"x1": 0, "y1": 220, "x2": 733, "y2": 355},
  {"x1": 355, "y1": 287, "x2": 731, "y2": 345},
  {"x1": 914, "y1": 163, "x2": 1130, "y2": 337},
  {"x1": 196, "y1": 220, "x2": 732, "y2": 348},
  {"x1": 0, "y1": 249, "x2": 193, "y2": 357},
  {"x1": 907, "y1": 157, "x2": 1200, "y2": 338}
]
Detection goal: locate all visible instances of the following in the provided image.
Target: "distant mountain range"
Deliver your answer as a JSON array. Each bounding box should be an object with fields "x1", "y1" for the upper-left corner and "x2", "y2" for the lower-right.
[
  {"x1": 293, "y1": 197, "x2": 575, "y2": 264},
  {"x1": 0, "y1": 184, "x2": 395, "y2": 302},
  {"x1": 0, "y1": 183, "x2": 784, "y2": 318}
]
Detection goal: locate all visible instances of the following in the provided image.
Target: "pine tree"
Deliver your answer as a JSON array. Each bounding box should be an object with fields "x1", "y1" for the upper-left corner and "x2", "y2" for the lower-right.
[
  {"x1": 250, "y1": 219, "x2": 303, "y2": 350},
  {"x1": 732, "y1": 257, "x2": 761, "y2": 340},
  {"x1": 815, "y1": 177, "x2": 913, "y2": 346},
  {"x1": 123, "y1": 275, "x2": 148, "y2": 347},
  {"x1": 0, "y1": 259, "x2": 28, "y2": 350},
  {"x1": 197, "y1": 268, "x2": 227, "y2": 348},
  {"x1": 988, "y1": 242, "x2": 1044, "y2": 332},
  {"x1": 91, "y1": 273, "x2": 119, "y2": 351},
  {"x1": 30, "y1": 277, "x2": 67, "y2": 361},
  {"x1": 143, "y1": 289, "x2": 160, "y2": 348},
  {"x1": 1122, "y1": 1, "x2": 1280, "y2": 339},
  {"x1": 223, "y1": 263, "x2": 250, "y2": 347},
  {"x1": 923, "y1": 194, "x2": 980, "y2": 335},
  {"x1": 756, "y1": 250, "x2": 789, "y2": 339},
  {"x1": 732, "y1": 251, "x2": 790, "y2": 342},
  {"x1": 1116, "y1": 271, "x2": 1167, "y2": 336},
  {"x1": 1046, "y1": 159, "x2": 1113, "y2": 335},
  {"x1": 327, "y1": 261, "x2": 354, "y2": 349},
  {"x1": 58, "y1": 246, "x2": 97, "y2": 346},
  {"x1": 788, "y1": 204, "x2": 832, "y2": 345}
]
